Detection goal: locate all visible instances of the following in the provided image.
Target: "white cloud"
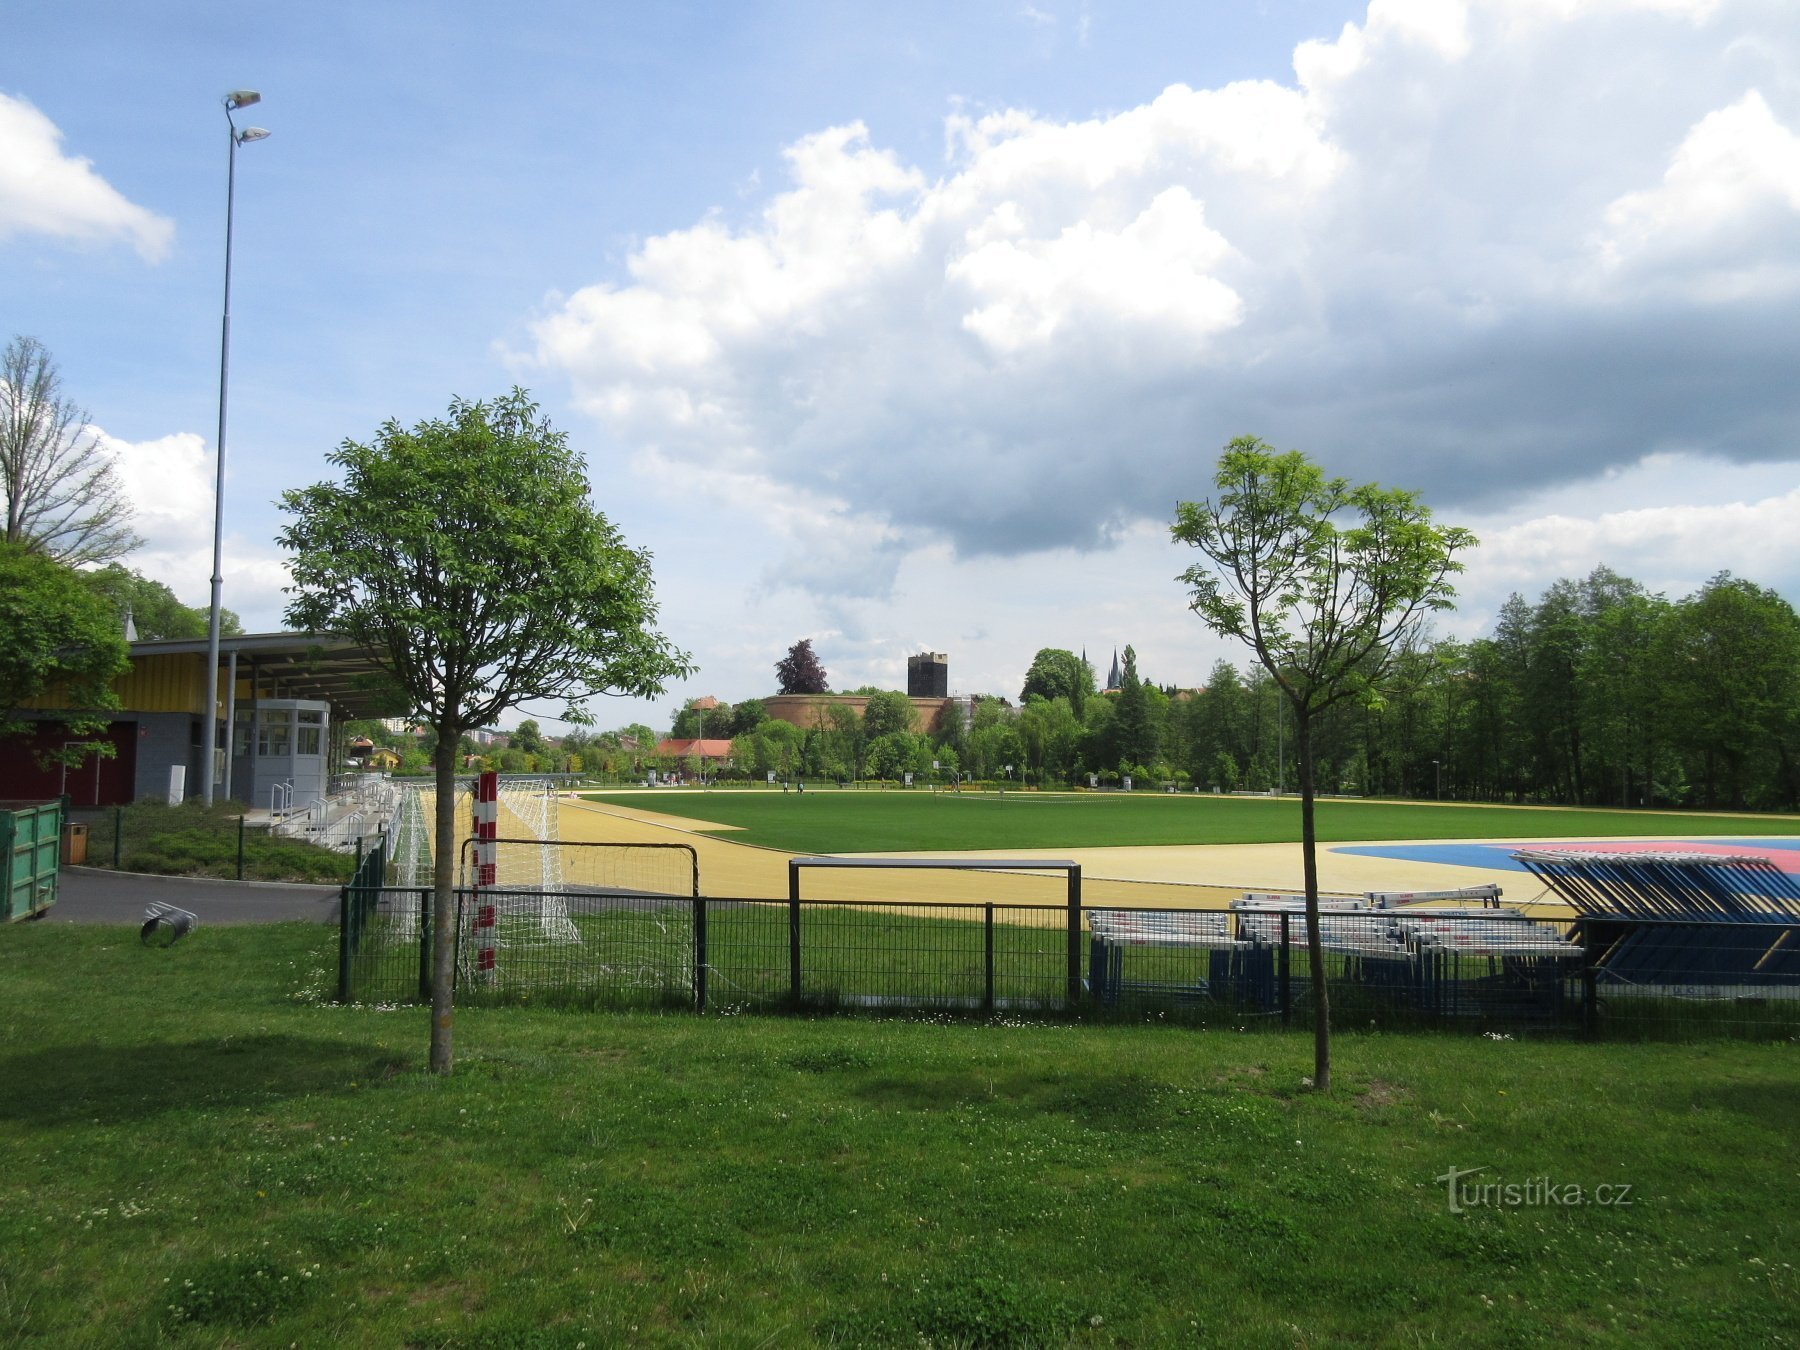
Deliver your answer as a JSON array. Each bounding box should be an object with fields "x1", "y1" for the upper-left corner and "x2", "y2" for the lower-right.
[
  {"x1": 1596, "y1": 90, "x2": 1800, "y2": 298},
  {"x1": 949, "y1": 187, "x2": 1242, "y2": 355},
  {"x1": 101, "y1": 427, "x2": 291, "y2": 629},
  {"x1": 528, "y1": 0, "x2": 1800, "y2": 618},
  {"x1": 1448, "y1": 454, "x2": 1800, "y2": 635},
  {"x1": 0, "y1": 93, "x2": 173, "y2": 260}
]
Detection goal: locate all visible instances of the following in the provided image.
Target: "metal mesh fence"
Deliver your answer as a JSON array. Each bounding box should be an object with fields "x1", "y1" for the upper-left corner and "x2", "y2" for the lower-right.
[{"x1": 336, "y1": 860, "x2": 1800, "y2": 1038}]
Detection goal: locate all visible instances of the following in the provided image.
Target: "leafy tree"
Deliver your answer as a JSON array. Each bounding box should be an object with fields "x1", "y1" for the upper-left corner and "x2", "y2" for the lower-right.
[
  {"x1": 814, "y1": 702, "x2": 862, "y2": 780},
  {"x1": 733, "y1": 717, "x2": 803, "y2": 778},
  {"x1": 1656, "y1": 573, "x2": 1800, "y2": 809},
  {"x1": 731, "y1": 698, "x2": 767, "y2": 735},
  {"x1": 279, "y1": 389, "x2": 691, "y2": 1075},
  {"x1": 1111, "y1": 645, "x2": 1157, "y2": 770},
  {"x1": 862, "y1": 689, "x2": 917, "y2": 739},
  {"x1": 1173, "y1": 437, "x2": 1474, "y2": 1091},
  {"x1": 966, "y1": 720, "x2": 1024, "y2": 781},
  {"x1": 510, "y1": 719, "x2": 546, "y2": 757},
  {"x1": 1, "y1": 336, "x2": 139, "y2": 565},
  {"x1": 82, "y1": 565, "x2": 242, "y2": 641},
  {"x1": 775, "y1": 638, "x2": 829, "y2": 694},
  {"x1": 618, "y1": 722, "x2": 659, "y2": 755},
  {"x1": 1018, "y1": 694, "x2": 1080, "y2": 784},
  {"x1": 866, "y1": 730, "x2": 924, "y2": 780},
  {"x1": 933, "y1": 697, "x2": 967, "y2": 754},
  {"x1": 969, "y1": 695, "x2": 1009, "y2": 733},
  {"x1": 0, "y1": 543, "x2": 131, "y2": 754},
  {"x1": 1019, "y1": 648, "x2": 1093, "y2": 714},
  {"x1": 674, "y1": 700, "x2": 736, "y2": 739},
  {"x1": 1178, "y1": 659, "x2": 1249, "y2": 786}
]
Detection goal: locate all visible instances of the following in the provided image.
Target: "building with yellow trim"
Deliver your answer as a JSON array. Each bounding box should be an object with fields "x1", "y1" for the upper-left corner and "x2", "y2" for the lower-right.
[{"x1": 4, "y1": 633, "x2": 396, "y2": 807}]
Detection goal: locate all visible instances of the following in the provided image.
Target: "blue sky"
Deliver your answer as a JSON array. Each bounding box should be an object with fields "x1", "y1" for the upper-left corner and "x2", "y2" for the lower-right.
[{"x1": 6, "y1": 0, "x2": 1799, "y2": 734}]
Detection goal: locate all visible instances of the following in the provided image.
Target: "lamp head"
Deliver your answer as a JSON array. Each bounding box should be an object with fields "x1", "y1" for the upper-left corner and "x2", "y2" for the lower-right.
[
  {"x1": 236, "y1": 127, "x2": 272, "y2": 145},
  {"x1": 225, "y1": 90, "x2": 261, "y2": 110}
]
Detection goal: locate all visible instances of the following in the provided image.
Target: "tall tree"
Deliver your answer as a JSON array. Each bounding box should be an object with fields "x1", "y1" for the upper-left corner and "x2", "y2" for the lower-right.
[
  {"x1": 1111, "y1": 645, "x2": 1157, "y2": 772},
  {"x1": 1173, "y1": 437, "x2": 1474, "y2": 1091},
  {"x1": 1018, "y1": 694, "x2": 1080, "y2": 784},
  {"x1": 1019, "y1": 647, "x2": 1094, "y2": 715},
  {"x1": 510, "y1": 719, "x2": 546, "y2": 757},
  {"x1": 1, "y1": 336, "x2": 139, "y2": 566},
  {"x1": 0, "y1": 543, "x2": 131, "y2": 752},
  {"x1": 671, "y1": 700, "x2": 734, "y2": 739},
  {"x1": 1656, "y1": 573, "x2": 1800, "y2": 810},
  {"x1": 862, "y1": 689, "x2": 918, "y2": 739},
  {"x1": 775, "y1": 638, "x2": 829, "y2": 694},
  {"x1": 818, "y1": 701, "x2": 864, "y2": 780},
  {"x1": 279, "y1": 389, "x2": 691, "y2": 1075},
  {"x1": 730, "y1": 698, "x2": 768, "y2": 735}
]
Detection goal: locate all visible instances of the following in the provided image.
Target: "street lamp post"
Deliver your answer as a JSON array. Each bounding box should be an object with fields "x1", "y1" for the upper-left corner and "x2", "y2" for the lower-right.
[{"x1": 202, "y1": 90, "x2": 269, "y2": 805}]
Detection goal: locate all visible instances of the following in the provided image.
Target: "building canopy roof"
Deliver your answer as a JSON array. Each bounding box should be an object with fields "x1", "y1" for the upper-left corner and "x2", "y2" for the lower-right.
[{"x1": 130, "y1": 632, "x2": 407, "y2": 721}]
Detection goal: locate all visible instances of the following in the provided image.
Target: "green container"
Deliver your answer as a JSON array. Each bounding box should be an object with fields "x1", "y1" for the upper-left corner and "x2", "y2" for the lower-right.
[{"x1": 1, "y1": 798, "x2": 63, "y2": 921}]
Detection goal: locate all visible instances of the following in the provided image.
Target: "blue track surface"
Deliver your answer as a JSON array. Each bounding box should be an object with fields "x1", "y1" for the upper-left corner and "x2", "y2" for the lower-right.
[
  {"x1": 1332, "y1": 839, "x2": 1800, "y2": 874},
  {"x1": 1332, "y1": 843, "x2": 1531, "y2": 872}
]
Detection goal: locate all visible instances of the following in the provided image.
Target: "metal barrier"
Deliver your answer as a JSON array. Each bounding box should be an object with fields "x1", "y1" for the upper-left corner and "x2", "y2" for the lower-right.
[{"x1": 332, "y1": 883, "x2": 1799, "y2": 1039}]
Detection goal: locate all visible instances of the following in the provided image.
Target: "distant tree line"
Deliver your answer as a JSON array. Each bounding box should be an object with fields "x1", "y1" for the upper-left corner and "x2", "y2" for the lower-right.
[
  {"x1": 1121, "y1": 566, "x2": 1799, "y2": 812},
  {"x1": 628, "y1": 565, "x2": 1798, "y2": 810}
]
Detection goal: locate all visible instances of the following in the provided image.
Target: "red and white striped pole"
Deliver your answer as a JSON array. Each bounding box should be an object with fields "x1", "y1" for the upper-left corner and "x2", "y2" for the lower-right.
[{"x1": 472, "y1": 769, "x2": 499, "y2": 979}]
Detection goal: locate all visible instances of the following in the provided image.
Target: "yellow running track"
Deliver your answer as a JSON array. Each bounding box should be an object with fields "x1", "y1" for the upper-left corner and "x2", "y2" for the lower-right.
[{"x1": 550, "y1": 794, "x2": 1549, "y2": 912}]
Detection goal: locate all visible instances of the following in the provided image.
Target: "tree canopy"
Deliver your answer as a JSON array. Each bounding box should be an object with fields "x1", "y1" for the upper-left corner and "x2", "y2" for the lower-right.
[
  {"x1": 862, "y1": 689, "x2": 917, "y2": 739},
  {"x1": 279, "y1": 389, "x2": 691, "y2": 1073},
  {"x1": 776, "y1": 638, "x2": 829, "y2": 694},
  {"x1": 1019, "y1": 647, "x2": 1093, "y2": 713},
  {"x1": 83, "y1": 564, "x2": 241, "y2": 641},
  {"x1": 0, "y1": 542, "x2": 130, "y2": 741}
]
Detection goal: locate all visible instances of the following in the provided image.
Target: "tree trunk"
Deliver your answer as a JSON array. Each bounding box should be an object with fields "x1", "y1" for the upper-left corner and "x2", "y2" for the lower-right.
[
  {"x1": 1297, "y1": 708, "x2": 1331, "y2": 1092},
  {"x1": 428, "y1": 722, "x2": 461, "y2": 1075}
]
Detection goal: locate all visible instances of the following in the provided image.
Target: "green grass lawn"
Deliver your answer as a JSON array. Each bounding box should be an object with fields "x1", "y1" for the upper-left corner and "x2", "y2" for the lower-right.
[
  {"x1": 586, "y1": 788, "x2": 1800, "y2": 854},
  {"x1": 2, "y1": 921, "x2": 1794, "y2": 1347}
]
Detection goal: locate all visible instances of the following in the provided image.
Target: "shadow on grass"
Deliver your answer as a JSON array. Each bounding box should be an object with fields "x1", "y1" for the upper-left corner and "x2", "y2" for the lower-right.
[
  {"x1": 0, "y1": 1034, "x2": 412, "y2": 1127},
  {"x1": 1684, "y1": 1077, "x2": 1800, "y2": 1131}
]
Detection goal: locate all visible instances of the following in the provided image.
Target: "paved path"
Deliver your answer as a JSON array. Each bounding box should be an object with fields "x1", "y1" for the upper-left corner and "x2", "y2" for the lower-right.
[{"x1": 39, "y1": 867, "x2": 340, "y2": 925}]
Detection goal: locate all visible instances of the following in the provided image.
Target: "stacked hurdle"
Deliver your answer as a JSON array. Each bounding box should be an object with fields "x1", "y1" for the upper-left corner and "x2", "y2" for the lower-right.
[
  {"x1": 1085, "y1": 909, "x2": 1251, "y2": 1006},
  {"x1": 1515, "y1": 850, "x2": 1800, "y2": 1002},
  {"x1": 1085, "y1": 888, "x2": 1584, "y2": 1022},
  {"x1": 471, "y1": 770, "x2": 499, "y2": 979}
]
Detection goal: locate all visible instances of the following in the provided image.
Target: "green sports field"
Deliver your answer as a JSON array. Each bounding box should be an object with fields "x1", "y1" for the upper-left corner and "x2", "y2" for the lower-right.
[{"x1": 584, "y1": 788, "x2": 1800, "y2": 854}]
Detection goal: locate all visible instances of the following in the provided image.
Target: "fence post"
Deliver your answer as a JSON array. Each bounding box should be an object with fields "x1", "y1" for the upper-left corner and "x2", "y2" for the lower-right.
[
  {"x1": 1279, "y1": 912, "x2": 1292, "y2": 1028},
  {"x1": 1579, "y1": 922, "x2": 1598, "y2": 1035},
  {"x1": 417, "y1": 887, "x2": 433, "y2": 1001},
  {"x1": 236, "y1": 815, "x2": 246, "y2": 880},
  {"x1": 113, "y1": 805, "x2": 123, "y2": 868},
  {"x1": 983, "y1": 903, "x2": 995, "y2": 1015},
  {"x1": 787, "y1": 859, "x2": 803, "y2": 1006},
  {"x1": 694, "y1": 896, "x2": 708, "y2": 1013},
  {"x1": 336, "y1": 883, "x2": 352, "y2": 1002},
  {"x1": 1065, "y1": 864, "x2": 1082, "y2": 1007}
]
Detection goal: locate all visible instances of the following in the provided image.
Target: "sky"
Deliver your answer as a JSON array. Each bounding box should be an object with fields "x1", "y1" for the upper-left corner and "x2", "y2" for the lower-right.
[{"x1": 5, "y1": 0, "x2": 1799, "y2": 735}]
